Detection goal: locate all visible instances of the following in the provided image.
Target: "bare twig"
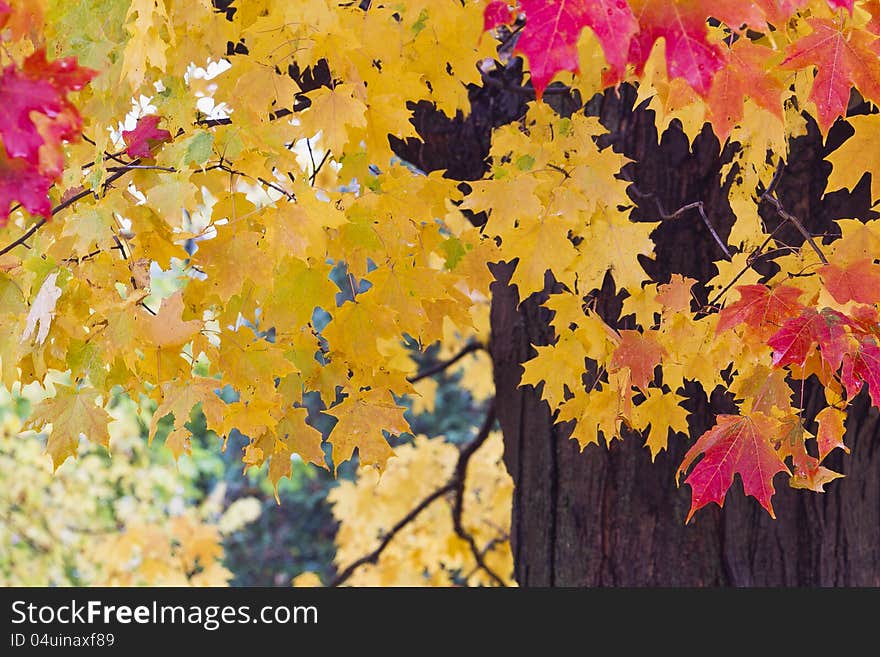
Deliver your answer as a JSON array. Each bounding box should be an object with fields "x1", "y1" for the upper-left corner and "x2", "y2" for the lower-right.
[
  {"x1": 706, "y1": 233, "x2": 777, "y2": 310},
  {"x1": 759, "y1": 158, "x2": 827, "y2": 265},
  {"x1": 764, "y1": 158, "x2": 785, "y2": 198},
  {"x1": 329, "y1": 481, "x2": 456, "y2": 587},
  {"x1": 305, "y1": 138, "x2": 317, "y2": 175},
  {"x1": 761, "y1": 191, "x2": 828, "y2": 265},
  {"x1": 310, "y1": 149, "x2": 331, "y2": 186},
  {"x1": 81, "y1": 135, "x2": 130, "y2": 167},
  {"x1": 407, "y1": 342, "x2": 484, "y2": 383},
  {"x1": 330, "y1": 401, "x2": 507, "y2": 587},
  {"x1": 258, "y1": 176, "x2": 296, "y2": 201},
  {"x1": 214, "y1": 162, "x2": 296, "y2": 201},
  {"x1": 107, "y1": 164, "x2": 177, "y2": 173},
  {"x1": 629, "y1": 185, "x2": 732, "y2": 260}
]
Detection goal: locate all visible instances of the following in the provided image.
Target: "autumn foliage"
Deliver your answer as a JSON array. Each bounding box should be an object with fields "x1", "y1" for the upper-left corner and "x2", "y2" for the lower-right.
[{"x1": 5, "y1": 0, "x2": 880, "y2": 587}]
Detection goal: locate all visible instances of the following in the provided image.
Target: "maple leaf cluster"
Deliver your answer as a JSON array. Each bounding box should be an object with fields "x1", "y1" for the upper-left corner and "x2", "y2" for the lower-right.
[
  {"x1": 485, "y1": 0, "x2": 871, "y2": 132},
  {"x1": 0, "y1": 10, "x2": 94, "y2": 222},
  {"x1": 476, "y1": 1, "x2": 880, "y2": 521},
  {"x1": 9, "y1": 0, "x2": 880, "y2": 545}
]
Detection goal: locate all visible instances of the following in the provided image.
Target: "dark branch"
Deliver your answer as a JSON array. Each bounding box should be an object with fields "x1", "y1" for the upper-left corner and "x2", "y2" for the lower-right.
[
  {"x1": 310, "y1": 149, "x2": 332, "y2": 186},
  {"x1": 450, "y1": 400, "x2": 507, "y2": 587},
  {"x1": 330, "y1": 401, "x2": 507, "y2": 587},
  {"x1": 107, "y1": 164, "x2": 177, "y2": 173},
  {"x1": 629, "y1": 185, "x2": 732, "y2": 260},
  {"x1": 407, "y1": 342, "x2": 484, "y2": 384},
  {"x1": 758, "y1": 158, "x2": 827, "y2": 265},
  {"x1": 328, "y1": 481, "x2": 456, "y2": 587},
  {"x1": 0, "y1": 165, "x2": 134, "y2": 257},
  {"x1": 761, "y1": 190, "x2": 829, "y2": 265}
]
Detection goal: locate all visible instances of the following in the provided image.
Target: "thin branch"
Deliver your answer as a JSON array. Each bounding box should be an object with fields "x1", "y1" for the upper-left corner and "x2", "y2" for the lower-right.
[
  {"x1": 629, "y1": 185, "x2": 732, "y2": 260},
  {"x1": 111, "y1": 233, "x2": 128, "y2": 260},
  {"x1": 461, "y1": 534, "x2": 509, "y2": 581},
  {"x1": 258, "y1": 176, "x2": 296, "y2": 201},
  {"x1": 764, "y1": 158, "x2": 785, "y2": 198},
  {"x1": 407, "y1": 342, "x2": 484, "y2": 383},
  {"x1": 0, "y1": 218, "x2": 47, "y2": 257},
  {"x1": 703, "y1": 213, "x2": 807, "y2": 311},
  {"x1": 195, "y1": 117, "x2": 233, "y2": 127},
  {"x1": 214, "y1": 163, "x2": 297, "y2": 201},
  {"x1": 329, "y1": 481, "x2": 456, "y2": 587},
  {"x1": 80, "y1": 135, "x2": 130, "y2": 167},
  {"x1": 107, "y1": 164, "x2": 177, "y2": 172},
  {"x1": 138, "y1": 301, "x2": 157, "y2": 316},
  {"x1": 761, "y1": 191, "x2": 829, "y2": 265},
  {"x1": 305, "y1": 138, "x2": 318, "y2": 180},
  {"x1": 546, "y1": 163, "x2": 571, "y2": 179},
  {"x1": 759, "y1": 158, "x2": 828, "y2": 264},
  {"x1": 310, "y1": 149, "x2": 331, "y2": 186},
  {"x1": 0, "y1": 166, "x2": 134, "y2": 257},
  {"x1": 330, "y1": 401, "x2": 507, "y2": 587},
  {"x1": 450, "y1": 401, "x2": 506, "y2": 587}
]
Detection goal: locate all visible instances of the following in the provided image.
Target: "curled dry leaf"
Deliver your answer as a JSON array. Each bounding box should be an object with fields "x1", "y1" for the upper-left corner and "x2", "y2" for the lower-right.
[{"x1": 21, "y1": 271, "x2": 61, "y2": 345}]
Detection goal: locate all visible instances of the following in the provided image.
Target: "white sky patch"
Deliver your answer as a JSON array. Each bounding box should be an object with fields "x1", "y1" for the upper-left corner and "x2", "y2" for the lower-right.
[{"x1": 109, "y1": 94, "x2": 159, "y2": 148}]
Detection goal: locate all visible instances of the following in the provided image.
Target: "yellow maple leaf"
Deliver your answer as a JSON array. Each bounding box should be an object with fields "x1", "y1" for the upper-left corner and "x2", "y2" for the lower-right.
[
  {"x1": 134, "y1": 291, "x2": 202, "y2": 348},
  {"x1": 631, "y1": 389, "x2": 689, "y2": 461},
  {"x1": 27, "y1": 384, "x2": 113, "y2": 470},
  {"x1": 328, "y1": 389, "x2": 408, "y2": 471},
  {"x1": 827, "y1": 114, "x2": 880, "y2": 202},
  {"x1": 297, "y1": 84, "x2": 368, "y2": 157}
]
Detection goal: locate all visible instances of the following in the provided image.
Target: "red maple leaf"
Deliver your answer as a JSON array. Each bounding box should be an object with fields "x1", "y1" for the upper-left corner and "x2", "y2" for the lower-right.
[
  {"x1": 781, "y1": 18, "x2": 880, "y2": 132},
  {"x1": 818, "y1": 258, "x2": 880, "y2": 305},
  {"x1": 788, "y1": 439, "x2": 843, "y2": 492},
  {"x1": 0, "y1": 147, "x2": 52, "y2": 220},
  {"x1": 483, "y1": 0, "x2": 513, "y2": 31},
  {"x1": 0, "y1": 67, "x2": 63, "y2": 164},
  {"x1": 23, "y1": 50, "x2": 96, "y2": 95},
  {"x1": 814, "y1": 406, "x2": 849, "y2": 462},
  {"x1": 609, "y1": 329, "x2": 666, "y2": 391},
  {"x1": 0, "y1": 49, "x2": 95, "y2": 166},
  {"x1": 716, "y1": 284, "x2": 804, "y2": 338},
  {"x1": 508, "y1": 0, "x2": 638, "y2": 98},
  {"x1": 707, "y1": 40, "x2": 785, "y2": 143},
  {"x1": 481, "y1": 1, "x2": 857, "y2": 101},
  {"x1": 767, "y1": 307, "x2": 850, "y2": 371},
  {"x1": 826, "y1": 0, "x2": 855, "y2": 10},
  {"x1": 841, "y1": 336, "x2": 880, "y2": 408},
  {"x1": 0, "y1": 49, "x2": 94, "y2": 220},
  {"x1": 627, "y1": 0, "x2": 736, "y2": 96},
  {"x1": 122, "y1": 115, "x2": 172, "y2": 159},
  {"x1": 678, "y1": 412, "x2": 789, "y2": 521}
]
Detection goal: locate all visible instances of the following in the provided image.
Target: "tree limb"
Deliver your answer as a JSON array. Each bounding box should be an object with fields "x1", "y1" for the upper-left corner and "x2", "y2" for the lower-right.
[
  {"x1": 629, "y1": 184, "x2": 732, "y2": 260},
  {"x1": 450, "y1": 400, "x2": 507, "y2": 587},
  {"x1": 330, "y1": 400, "x2": 507, "y2": 587},
  {"x1": 328, "y1": 481, "x2": 456, "y2": 587},
  {"x1": 0, "y1": 165, "x2": 135, "y2": 257},
  {"x1": 761, "y1": 190, "x2": 829, "y2": 265},
  {"x1": 760, "y1": 159, "x2": 828, "y2": 265},
  {"x1": 407, "y1": 342, "x2": 484, "y2": 384}
]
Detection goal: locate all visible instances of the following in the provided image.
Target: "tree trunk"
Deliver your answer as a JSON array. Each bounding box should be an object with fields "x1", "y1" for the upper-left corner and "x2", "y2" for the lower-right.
[{"x1": 489, "y1": 88, "x2": 880, "y2": 586}]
